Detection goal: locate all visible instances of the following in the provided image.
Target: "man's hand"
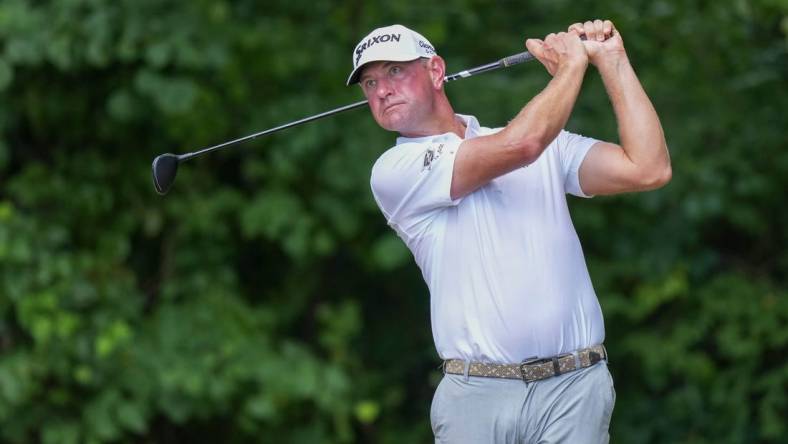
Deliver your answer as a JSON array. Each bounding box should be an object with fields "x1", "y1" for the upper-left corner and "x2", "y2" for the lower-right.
[
  {"x1": 525, "y1": 32, "x2": 588, "y2": 77},
  {"x1": 568, "y1": 20, "x2": 626, "y2": 66}
]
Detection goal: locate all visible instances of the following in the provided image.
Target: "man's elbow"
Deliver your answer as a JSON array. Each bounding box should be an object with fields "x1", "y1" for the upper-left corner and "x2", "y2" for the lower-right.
[
  {"x1": 639, "y1": 163, "x2": 672, "y2": 190},
  {"x1": 498, "y1": 129, "x2": 545, "y2": 166},
  {"x1": 513, "y1": 136, "x2": 544, "y2": 165}
]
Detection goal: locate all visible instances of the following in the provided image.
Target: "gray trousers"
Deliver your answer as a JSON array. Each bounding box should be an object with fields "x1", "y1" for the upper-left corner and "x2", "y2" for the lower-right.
[{"x1": 431, "y1": 361, "x2": 615, "y2": 443}]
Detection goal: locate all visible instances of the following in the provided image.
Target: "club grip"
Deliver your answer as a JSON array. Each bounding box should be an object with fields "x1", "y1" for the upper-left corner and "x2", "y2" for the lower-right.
[
  {"x1": 502, "y1": 51, "x2": 535, "y2": 67},
  {"x1": 503, "y1": 34, "x2": 594, "y2": 67}
]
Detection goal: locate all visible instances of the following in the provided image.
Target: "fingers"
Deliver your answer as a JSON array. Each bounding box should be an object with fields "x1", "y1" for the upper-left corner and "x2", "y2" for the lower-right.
[
  {"x1": 527, "y1": 29, "x2": 590, "y2": 68},
  {"x1": 567, "y1": 19, "x2": 616, "y2": 41},
  {"x1": 525, "y1": 38, "x2": 545, "y2": 58},
  {"x1": 603, "y1": 20, "x2": 614, "y2": 37},
  {"x1": 525, "y1": 37, "x2": 557, "y2": 75},
  {"x1": 545, "y1": 33, "x2": 564, "y2": 53},
  {"x1": 583, "y1": 21, "x2": 597, "y2": 41}
]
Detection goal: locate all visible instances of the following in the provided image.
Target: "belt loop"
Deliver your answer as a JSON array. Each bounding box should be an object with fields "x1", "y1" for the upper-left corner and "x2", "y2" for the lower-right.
[
  {"x1": 463, "y1": 360, "x2": 470, "y2": 382},
  {"x1": 572, "y1": 350, "x2": 581, "y2": 371}
]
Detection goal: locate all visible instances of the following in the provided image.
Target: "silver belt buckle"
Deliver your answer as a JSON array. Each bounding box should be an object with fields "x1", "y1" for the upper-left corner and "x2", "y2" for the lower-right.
[{"x1": 519, "y1": 356, "x2": 541, "y2": 381}]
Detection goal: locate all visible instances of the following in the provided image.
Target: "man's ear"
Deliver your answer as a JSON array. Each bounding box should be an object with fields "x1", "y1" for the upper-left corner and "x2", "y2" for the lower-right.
[{"x1": 427, "y1": 56, "x2": 446, "y2": 89}]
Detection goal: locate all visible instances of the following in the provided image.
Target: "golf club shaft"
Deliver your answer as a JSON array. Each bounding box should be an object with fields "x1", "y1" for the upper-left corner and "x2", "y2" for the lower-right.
[
  {"x1": 178, "y1": 50, "x2": 537, "y2": 162},
  {"x1": 179, "y1": 99, "x2": 369, "y2": 161}
]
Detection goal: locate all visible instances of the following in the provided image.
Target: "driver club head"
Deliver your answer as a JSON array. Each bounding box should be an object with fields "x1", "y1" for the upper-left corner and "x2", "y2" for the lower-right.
[{"x1": 152, "y1": 154, "x2": 180, "y2": 195}]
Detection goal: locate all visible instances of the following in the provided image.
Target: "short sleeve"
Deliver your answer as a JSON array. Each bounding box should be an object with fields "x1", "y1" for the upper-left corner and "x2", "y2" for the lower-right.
[
  {"x1": 555, "y1": 130, "x2": 599, "y2": 198},
  {"x1": 370, "y1": 139, "x2": 463, "y2": 240}
]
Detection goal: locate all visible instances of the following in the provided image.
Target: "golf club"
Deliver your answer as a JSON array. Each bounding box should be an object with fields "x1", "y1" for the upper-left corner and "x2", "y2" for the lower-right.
[{"x1": 152, "y1": 50, "x2": 537, "y2": 195}]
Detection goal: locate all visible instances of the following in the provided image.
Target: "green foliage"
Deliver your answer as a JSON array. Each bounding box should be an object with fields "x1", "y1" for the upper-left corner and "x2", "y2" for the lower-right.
[{"x1": 0, "y1": 0, "x2": 786, "y2": 442}]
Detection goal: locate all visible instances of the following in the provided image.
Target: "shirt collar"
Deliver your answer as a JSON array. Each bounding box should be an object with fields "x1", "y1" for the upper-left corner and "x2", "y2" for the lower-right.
[{"x1": 395, "y1": 113, "x2": 481, "y2": 145}]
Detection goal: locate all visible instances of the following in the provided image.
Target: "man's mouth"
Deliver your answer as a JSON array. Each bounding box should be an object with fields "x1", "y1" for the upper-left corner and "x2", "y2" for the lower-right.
[{"x1": 383, "y1": 103, "x2": 404, "y2": 114}]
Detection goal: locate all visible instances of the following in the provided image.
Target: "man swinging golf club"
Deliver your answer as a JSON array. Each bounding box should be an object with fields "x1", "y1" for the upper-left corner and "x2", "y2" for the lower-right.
[{"x1": 349, "y1": 20, "x2": 671, "y2": 443}]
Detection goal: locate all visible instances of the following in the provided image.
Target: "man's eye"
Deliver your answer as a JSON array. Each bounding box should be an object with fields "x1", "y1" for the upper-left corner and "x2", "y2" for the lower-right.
[
  {"x1": 365, "y1": 79, "x2": 376, "y2": 89},
  {"x1": 390, "y1": 66, "x2": 401, "y2": 75}
]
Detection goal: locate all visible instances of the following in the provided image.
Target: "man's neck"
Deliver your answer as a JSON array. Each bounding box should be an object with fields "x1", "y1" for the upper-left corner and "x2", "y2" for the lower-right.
[{"x1": 399, "y1": 106, "x2": 467, "y2": 139}]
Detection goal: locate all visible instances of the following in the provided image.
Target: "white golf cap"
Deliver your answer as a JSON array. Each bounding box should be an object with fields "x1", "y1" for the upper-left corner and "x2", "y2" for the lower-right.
[{"x1": 346, "y1": 24, "x2": 437, "y2": 86}]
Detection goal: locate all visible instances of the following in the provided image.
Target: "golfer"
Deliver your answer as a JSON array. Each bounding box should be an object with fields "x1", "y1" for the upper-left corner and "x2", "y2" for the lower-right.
[{"x1": 348, "y1": 21, "x2": 670, "y2": 443}]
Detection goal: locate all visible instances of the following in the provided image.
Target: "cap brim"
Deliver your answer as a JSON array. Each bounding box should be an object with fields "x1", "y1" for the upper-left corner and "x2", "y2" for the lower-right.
[{"x1": 345, "y1": 55, "x2": 425, "y2": 86}]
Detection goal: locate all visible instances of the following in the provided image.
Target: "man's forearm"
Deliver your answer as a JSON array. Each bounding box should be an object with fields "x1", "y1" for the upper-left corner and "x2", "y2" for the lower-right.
[
  {"x1": 598, "y1": 55, "x2": 670, "y2": 176},
  {"x1": 448, "y1": 33, "x2": 589, "y2": 199},
  {"x1": 499, "y1": 60, "x2": 587, "y2": 160}
]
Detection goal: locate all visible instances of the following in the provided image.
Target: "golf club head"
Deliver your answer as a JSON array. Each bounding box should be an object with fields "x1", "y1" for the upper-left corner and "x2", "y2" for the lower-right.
[{"x1": 152, "y1": 154, "x2": 179, "y2": 195}]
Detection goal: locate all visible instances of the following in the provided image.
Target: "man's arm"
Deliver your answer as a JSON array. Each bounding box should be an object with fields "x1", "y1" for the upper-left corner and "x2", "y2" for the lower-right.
[
  {"x1": 450, "y1": 32, "x2": 589, "y2": 200},
  {"x1": 572, "y1": 20, "x2": 672, "y2": 196}
]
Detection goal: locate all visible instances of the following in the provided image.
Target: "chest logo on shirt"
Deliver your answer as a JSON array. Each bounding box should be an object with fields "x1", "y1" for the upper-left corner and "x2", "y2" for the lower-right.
[{"x1": 422, "y1": 143, "x2": 444, "y2": 171}]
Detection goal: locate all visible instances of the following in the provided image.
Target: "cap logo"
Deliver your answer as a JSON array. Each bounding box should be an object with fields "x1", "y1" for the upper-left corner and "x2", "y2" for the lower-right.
[
  {"x1": 418, "y1": 40, "x2": 435, "y2": 54},
  {"x1": 355, "y1": 33, "x2": 402, "y2": 65}
]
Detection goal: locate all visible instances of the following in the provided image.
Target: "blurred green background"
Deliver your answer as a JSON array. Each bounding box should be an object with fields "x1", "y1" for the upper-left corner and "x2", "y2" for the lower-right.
[{"x1": 1, "y1": 0, "x2": 786, "y2": 442}]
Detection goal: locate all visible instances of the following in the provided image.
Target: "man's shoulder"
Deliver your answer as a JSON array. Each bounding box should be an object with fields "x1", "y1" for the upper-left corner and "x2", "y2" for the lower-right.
[
  {"x1": 478, "y1": 125, "x2": 502, "y2": 137},
  {"x1": 372, "y1": 142, "x2": 416, "y2": 174},
  {"x1": 373, "y1": 136, "x2": 447, "y2": 172}
]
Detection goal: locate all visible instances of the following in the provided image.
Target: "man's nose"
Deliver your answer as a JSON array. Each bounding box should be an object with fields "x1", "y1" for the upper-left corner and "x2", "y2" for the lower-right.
[{"x1": 375, "y1": 78, "x2": 393, "y2": 99}]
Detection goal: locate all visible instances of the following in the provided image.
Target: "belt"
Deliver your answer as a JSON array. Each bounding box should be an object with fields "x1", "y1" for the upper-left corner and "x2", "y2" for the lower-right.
[{"x1": 443, "y1": 345, "x2": 607, "y2": 383}]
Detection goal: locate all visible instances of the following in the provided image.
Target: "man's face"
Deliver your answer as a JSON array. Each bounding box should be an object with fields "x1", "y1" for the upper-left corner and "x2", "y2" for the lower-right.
[{"x1": 358, "y1": 58, "x2": 436, "y2": 135}]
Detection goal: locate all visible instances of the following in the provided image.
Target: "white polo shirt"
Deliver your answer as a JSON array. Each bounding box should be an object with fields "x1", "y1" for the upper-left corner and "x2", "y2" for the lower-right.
[{"x1": 370, "y1": 114, "x2": 605, "y2": 364}]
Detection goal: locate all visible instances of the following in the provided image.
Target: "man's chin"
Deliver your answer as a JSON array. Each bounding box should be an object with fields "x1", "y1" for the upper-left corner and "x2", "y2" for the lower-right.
[{"x1": 377, "y1": 116, "x2": 406, "y2": 133}]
